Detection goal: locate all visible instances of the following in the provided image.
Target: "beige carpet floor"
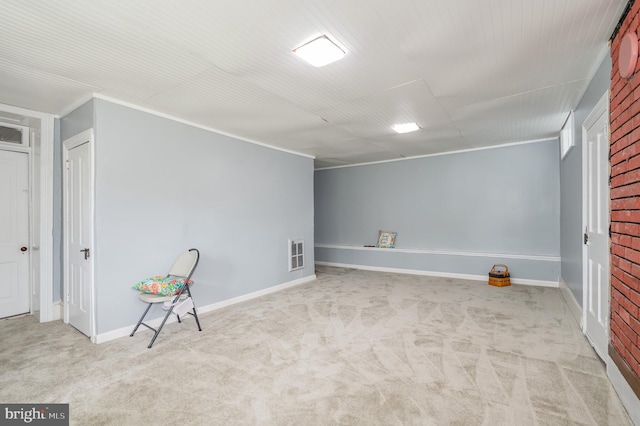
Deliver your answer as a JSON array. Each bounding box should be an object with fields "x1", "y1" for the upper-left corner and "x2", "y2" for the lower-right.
[{"x1": 0, "y1": 266, "x2": 632, "y2": 425}]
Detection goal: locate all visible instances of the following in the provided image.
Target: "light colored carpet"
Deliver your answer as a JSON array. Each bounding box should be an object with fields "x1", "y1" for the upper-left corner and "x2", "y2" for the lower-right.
[{"x1": 0, "y1": 266, "x2": 632, "y2": 425}]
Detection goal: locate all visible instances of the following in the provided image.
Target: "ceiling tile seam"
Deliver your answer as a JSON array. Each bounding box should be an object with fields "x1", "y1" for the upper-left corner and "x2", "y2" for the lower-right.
[
  {"x1": 0, "y1": 55, "x2": 103, "y2": 91},
  {"x1": 315, "y1": 136, "x2": 559, "y2": 171},
  {"x1": 139, "y1": 63, "x2": 229, "y2": 103},
  {"x1": 92, "y1": 93, "x2": 315, "y2": 160},
  {"x1": 308, "y1": 78, "x2": 427, "y2": 116},
  {"x1": 417, "y1": 78, "x2": 468, "y2": 147},
  {"x1": 150, "y1": 61, "x2": 343, "y2": 131},
  {"x1": 479, "y1": 78, "x2": 590, "y2": 104}
]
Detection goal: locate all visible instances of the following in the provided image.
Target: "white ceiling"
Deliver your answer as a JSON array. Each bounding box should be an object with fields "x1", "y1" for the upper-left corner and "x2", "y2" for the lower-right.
[{"x1": 0, "y1": 0, "x2": 628, "y2": 168}]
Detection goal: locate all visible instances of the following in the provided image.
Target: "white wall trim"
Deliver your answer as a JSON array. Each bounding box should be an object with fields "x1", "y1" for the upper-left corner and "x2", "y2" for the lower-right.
[
  {"x1": 89, "y1": 94, "x2": 315, "y2": 160},
  {"x1": 316, "y1": 261, "x2": 558, "y2": 288},
  {"x1": 315, "y1": 137, "x2": 558, "y2": 171},
  {"x1": 52, "y1": 300, "x2": 62, "y2": 321},
  {"x1": 95, "y1": 274, "x2": 317, "y2": 344},
  {"x1": 0, "y1": 102, "x2": 55, "y2": 322},
  {"x1": 559, "y1": 276, "x2": 583, "y2": 328},
  {"x1": 315, "y1": 244, "x2": 560, "y2": 262},
  {"x1": 607, "y1": 356, "x2": 640, "y2": 425},
  {"x1": 38, "y1": 115, "x2": 55, "y2": 322}
]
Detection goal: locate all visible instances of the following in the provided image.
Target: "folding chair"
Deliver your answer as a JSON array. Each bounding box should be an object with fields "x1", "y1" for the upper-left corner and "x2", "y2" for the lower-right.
[{"x1": 130, "y1": 248, "x2": 202, "y2": 348}]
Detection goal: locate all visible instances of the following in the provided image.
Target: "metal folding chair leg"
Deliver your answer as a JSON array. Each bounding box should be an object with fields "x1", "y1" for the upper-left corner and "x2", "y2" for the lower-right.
[
  {"x1": 147, "y1": 305, "x2": 176, "y2": 349},
  {"x1": 130, "y1": 303, "x2": 153, "y2": 337}
]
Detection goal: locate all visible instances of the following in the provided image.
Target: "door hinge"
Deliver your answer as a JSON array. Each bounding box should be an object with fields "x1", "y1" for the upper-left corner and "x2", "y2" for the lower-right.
[{"x1": 65, "y1": 160, "x2": 70, "y2": 170}]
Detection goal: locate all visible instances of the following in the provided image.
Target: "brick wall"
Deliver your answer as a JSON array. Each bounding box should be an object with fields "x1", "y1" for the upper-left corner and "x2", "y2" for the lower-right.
[{"x1": 610, "y1": 0, "x2": 640, "y2": 393}]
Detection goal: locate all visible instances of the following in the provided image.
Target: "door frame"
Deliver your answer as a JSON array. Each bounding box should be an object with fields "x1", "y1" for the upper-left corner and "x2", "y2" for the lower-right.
[
  {"x1": 581, "y1": 90, "x2": 610, "y2": 341},
  {"x1": 63, "y1": 129, "x2": 96, "y2": 340},
  {"x1": 0, "y1": 102, "x2": 54, "y2": 321},
  {"x1": 0, "y1": 147, "x2": 31, "y2": 317}
]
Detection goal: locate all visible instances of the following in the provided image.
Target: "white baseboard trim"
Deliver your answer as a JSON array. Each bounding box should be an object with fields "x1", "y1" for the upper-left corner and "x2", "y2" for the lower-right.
[
  {"x1": 315, "y1": 261, "x2": 558, "y2": 288},
  {"x1": 558, "y1": 276, "x2": 583, "y2": 328},
  {"x1": 195, "y1": 274, "x2": 317, "y2": 315},
  {"x1": 607, "y1": 356, "x2": 640, "y2": 425},
  {"x1": 94, "y1": 274, "x2": 317, "y2": 344},
  {"x1": 52, "y1": 300, "x2": 62, "y2": 321}
]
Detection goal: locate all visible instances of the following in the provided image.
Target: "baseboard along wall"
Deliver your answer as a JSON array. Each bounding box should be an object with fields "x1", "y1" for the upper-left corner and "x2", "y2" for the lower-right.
[
  {"x1": 315, "y1": 244, "x2": 560, "y2": 284},
  {"x1": 558, "y1": 276, "x2": 583, "y2": 328},
  {"x1": 94, "y1": 274, "x2": 317, "y2": 344},
  {"x1": 315, "y1": 261, "x2": 558, "y2": 288}
]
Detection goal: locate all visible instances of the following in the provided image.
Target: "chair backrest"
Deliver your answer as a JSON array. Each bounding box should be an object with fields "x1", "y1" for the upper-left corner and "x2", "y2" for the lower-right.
[{"x1": 168, "y1": 248, "x2": 199, "y2": 280}]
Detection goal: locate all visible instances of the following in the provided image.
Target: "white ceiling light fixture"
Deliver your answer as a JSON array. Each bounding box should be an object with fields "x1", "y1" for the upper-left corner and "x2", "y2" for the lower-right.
[
  {"x1": 392, "y1": 122, "x2": 420, "y2": 134},
  {"x1": 293, "y1": 35, "x2": 346, "y2": 67}
]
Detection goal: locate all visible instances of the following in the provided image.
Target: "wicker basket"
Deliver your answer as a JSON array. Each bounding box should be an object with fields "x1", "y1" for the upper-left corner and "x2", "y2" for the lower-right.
[{"x1": 488, "y1": 264, "x2": 511, "y2": 287}]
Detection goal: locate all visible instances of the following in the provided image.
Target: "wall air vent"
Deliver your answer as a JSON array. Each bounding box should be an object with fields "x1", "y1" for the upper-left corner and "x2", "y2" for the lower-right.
[{"x1": 289, "y1": 238, "x2": 304, "y2": 271}]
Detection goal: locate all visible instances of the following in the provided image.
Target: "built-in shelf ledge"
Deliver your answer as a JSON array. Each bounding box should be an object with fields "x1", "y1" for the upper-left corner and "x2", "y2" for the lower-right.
[{"x1": 314, "y1": 243, "x2": 560, "y2": 262}]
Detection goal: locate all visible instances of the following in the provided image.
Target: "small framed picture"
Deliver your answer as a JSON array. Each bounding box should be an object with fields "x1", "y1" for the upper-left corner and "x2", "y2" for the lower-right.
[{"x1": 377, "y1": 231, "x2": 397, "y2": 248}]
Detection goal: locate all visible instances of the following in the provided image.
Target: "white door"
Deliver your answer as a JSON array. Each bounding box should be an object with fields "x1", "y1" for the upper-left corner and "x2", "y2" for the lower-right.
[
  {"x1": 64, "y1": 132, "x2": 93, "y2": 337},
  {"x1": 583, "y1": 92, "x2": 610, "y2": 361},
  {"x1": 0, "y1": 150, "x2": 30, "y2": 318}
]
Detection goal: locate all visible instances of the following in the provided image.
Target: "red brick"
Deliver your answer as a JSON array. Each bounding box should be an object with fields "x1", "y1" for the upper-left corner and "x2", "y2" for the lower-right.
[
  {"x1": 613, "y1": 299, "x2": 622, "y2": 318},
  {"x1": 619, "y1": 306, "x2": 632, "y2": 325},
  {"x1": 618, "y1": 259, "x2": 634, "y2": 279},
  {"x1": 614, "y1": 265, "x2": 627, "y2": 282},
  {"x1": 612, "y1": 160, "x2": 629, "y2": 177},
  {"x1": 614, "y1": 312, "x2": 633, "y2": 346},
  {"x1": 611, "y1": 183, "x2": 640, "y2": 199},
  {"x1": 631, "y1": 262, "x2": 640, "y2": 279},
  {"x1": 626, "y1": 275, "x2": 640, "y2": 292},
  {"x1": 612, "y1": 144, "x2": 640, "y2": 166},
  {"x1": 621, "y1": 234, "x2": 634, "y2": 248},
  {"x1": 630, "y1": 289, "x2": 640, "y2": 307},
  {"x1": 633, "y1": 341, "x2": 640, "y2": 359},
  {"x1": 620, "y1": 292, "x2": 640, "y2": 319},
  {"x1": 611, "y1": 210, "x2": 640, "y2": 224},
  {"x1": 621, "y1": 318, "x2": 639, "y2": 345},
  {"x1": 613, "y1": 244, "x2": 627, "y2": 257},
  {"x1": 630, "y1": 316, "x2": 640, "y2": 339},
  {"x1": 625, "y1": 247, "x2": 640, "y2": 264},
  {"x1": 626, "y1": 169, "x2": 640, "y2": 185},
  {"x1": 611, "y1": 175, "x2": 626, "y2": 189},
  {"x1": 628, "y1": 154, "x2": 640, "y2": 171},
  {"x1": 613, "y1": 334, "x2": 625, "y2": 355}
]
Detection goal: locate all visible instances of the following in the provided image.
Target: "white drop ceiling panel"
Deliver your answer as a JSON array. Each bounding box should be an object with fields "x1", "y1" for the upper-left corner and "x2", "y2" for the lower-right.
[{"x1": 0, "y1": 0, "x2": 628, "y2": 167}]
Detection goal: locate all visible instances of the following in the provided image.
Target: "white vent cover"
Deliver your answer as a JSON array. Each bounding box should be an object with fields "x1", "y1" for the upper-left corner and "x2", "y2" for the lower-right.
[{"x1": 289, "y1": 238, "x2": 304, "y2": 271}]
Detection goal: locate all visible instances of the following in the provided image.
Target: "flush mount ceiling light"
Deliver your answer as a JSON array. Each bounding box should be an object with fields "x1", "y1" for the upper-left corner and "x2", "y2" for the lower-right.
[
  {"x1": 293, "y1": 35, "x2": 346, "y2": 67},
  {"x1": 392, "y1": 123, "x2": 420, "y2": 134}
]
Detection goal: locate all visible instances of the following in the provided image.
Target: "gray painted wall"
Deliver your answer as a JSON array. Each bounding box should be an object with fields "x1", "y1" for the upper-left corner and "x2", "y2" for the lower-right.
[
  {"x1": 560, "y1": 54, "x2": 611, "y2": 306},
  {"x1": 60, "y1": 99, "x2": 94, "y2": 142},
  {"x1": 91, "y1": 99, "x2": 314, "y2": 334},
  {"x1": 315, "y1": 140, "x2": 560, "y2": 280}
]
